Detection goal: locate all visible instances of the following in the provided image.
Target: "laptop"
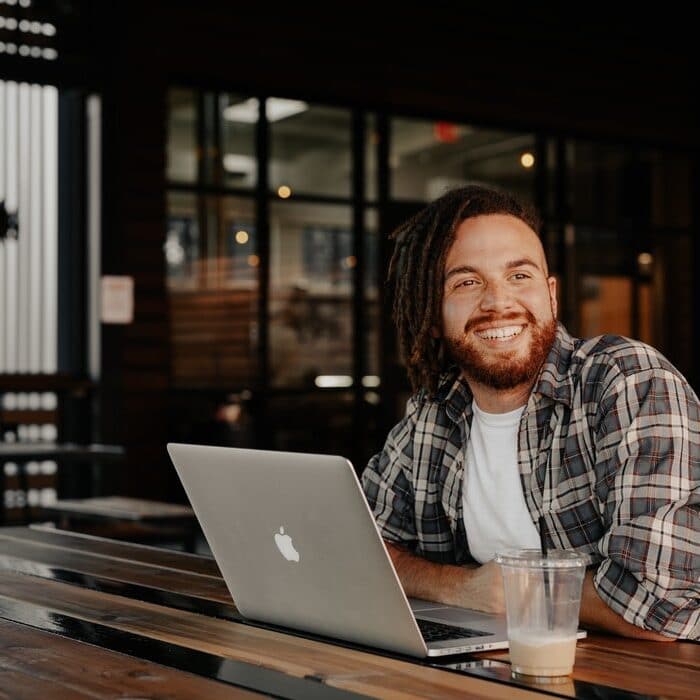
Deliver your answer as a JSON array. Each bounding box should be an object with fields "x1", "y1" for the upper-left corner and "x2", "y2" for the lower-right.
[{"x1": 167, "y1": 443, "x2": 583, "y2": 657}]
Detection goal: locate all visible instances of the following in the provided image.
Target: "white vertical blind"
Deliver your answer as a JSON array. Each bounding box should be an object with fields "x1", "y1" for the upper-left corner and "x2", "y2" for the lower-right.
[
  {"x1": 43, "y1": 85, "x2": 58, "y2": 373},
  {"x1": 4, "y1": 80, "x2": 19, "y2": 372},
  {"x1": 0, "y1": 80, "x2": 5, "y2": 373},
  {"x1": 0, "y1": 80, "x2": 58, "y2": 374},
  {"x1": 17, "y1": 82, "x2": 30, "y2": 371},
  {"x1": 87, "y1": 94, "x2": 101, "y2": 380}
]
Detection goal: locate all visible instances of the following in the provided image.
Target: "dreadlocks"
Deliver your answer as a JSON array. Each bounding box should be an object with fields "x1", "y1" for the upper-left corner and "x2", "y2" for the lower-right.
[{"x1": 388, "y1": 184, "x2": 542, "y2": 396}]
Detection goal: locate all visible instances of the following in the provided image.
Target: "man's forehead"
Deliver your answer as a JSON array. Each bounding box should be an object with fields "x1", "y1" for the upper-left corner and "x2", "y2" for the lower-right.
[{"x1": 450, "y1": 215, "x2": 548, "y2": 269}]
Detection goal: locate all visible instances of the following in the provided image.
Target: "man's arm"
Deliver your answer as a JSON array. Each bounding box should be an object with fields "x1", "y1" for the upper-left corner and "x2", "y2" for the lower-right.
[
  {"x1": 386, "y1": 542, "x2": 505, "y2": 614},
  {"x1": 389, "y1": 542, "x2": 675, "y2": 640},
  {"x1": 579, "y1": 571, "x2": 674, "y2": 641},
  {"x1": 591, "y1": 367, "x2": 700, "y2": 639}
]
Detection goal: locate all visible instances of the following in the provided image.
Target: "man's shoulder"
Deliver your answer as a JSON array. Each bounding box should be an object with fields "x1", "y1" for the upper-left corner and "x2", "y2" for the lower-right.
[
  {"x1": 568, "y1": 334, "x2": 692, "y2": 402},
  {"x1": 403, "y1": 371, "x2": 468, "y2": 428},
  {"x1": 574, "y1": 334, "x2": 676, "y2": 376}
]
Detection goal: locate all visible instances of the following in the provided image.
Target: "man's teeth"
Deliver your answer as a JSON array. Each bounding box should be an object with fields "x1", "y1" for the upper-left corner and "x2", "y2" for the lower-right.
[{"x1": 475, "y1": 325, "x2": 524, "y2": 340}]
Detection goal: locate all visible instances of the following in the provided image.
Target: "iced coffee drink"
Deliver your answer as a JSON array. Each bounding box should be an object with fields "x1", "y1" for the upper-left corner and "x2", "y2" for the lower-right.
[{"x1": 495, "y1": 549, "x2": 586, "y2": 682}]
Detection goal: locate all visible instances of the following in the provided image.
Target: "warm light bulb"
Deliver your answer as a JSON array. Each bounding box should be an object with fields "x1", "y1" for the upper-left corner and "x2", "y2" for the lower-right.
[
  {"x1": 235, "y1": 230, "x2": 249, "y2": 244},
  {"x1": 520, "y1": 152, "x2": 535, "y2": 168},
  {"x1": 277, "y1": 185, "x2": 292, "y2": 199}
]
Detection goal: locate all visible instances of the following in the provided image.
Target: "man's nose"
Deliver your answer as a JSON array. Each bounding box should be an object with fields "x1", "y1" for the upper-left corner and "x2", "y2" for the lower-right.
[{"x1": 479, "y1": 282, "x2": 513, "y2": 312}]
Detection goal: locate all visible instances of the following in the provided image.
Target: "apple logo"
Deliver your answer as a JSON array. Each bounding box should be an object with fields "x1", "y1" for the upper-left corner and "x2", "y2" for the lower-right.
[{"x1": 274, "y1": 526, "x2": 300, "y2": 562}]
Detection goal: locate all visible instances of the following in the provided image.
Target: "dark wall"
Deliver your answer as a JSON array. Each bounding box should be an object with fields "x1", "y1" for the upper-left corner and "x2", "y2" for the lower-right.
[{"x1": 95, "y1": 3, "x2": 698, "y2": 498}]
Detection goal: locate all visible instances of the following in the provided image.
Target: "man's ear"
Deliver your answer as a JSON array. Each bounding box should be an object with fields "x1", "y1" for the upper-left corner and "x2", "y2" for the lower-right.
[{"x1": 548, "y1": 276, "x2": 558, "y2": 318}]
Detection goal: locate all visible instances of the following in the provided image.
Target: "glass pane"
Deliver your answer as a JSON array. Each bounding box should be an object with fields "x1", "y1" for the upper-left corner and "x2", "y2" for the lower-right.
[
  {"x1": 570, "y1": 143, "x2": 628, "y2": 228},
  {"x1": 165, "y1": 191, "x2": 200, "y2": 290},
  {"x1": 269, "y1": 201, "x2": 353, "y2": 387},
  {"x1": 650, "y1": 151, "x2": 691, "y2": 229},
  {"x1": 267, "y1": 392, "x2": 354, "y2": 456},
  {"x1": 269, "y1": 101, "x2": 351, "y2": 198},
  {"x1": 580, "y1": 276, "x2": 632, "y2": 338},
  {"x1": 168, "y1": 194, "x2": 259, "y2": 388},
  {"x1": 365, "y1": 113, "x2": 378, "y2": 202},
  {"x1": 364, "y1": 208, "x2": 379, "y2": 381},
  {"x1": 638, "y1": 281, "x2": 653, "y2": 346},
  {"x1": 575, "y1": 225, "x2": 635, "y2": 276},
  {"x1": 220, "y1": 94, "x2": 258, "y2": 189},
  {"x1": 219, "y1": 197, "x2": 257, "y2": 287},
  {"x1": 166, "y1": 88, "x2": 197, "y2": 183},
  {"x1": 390, "y1": 118, "x2": 536, "y2": 202}
]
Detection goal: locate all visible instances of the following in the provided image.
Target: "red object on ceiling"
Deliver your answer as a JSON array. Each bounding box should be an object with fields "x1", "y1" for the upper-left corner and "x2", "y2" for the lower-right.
[{"x1": 434, "y1": 121, "x2": 460, "y2": 143}]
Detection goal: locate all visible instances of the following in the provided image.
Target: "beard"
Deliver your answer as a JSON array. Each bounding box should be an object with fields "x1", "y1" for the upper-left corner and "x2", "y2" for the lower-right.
[{"x1": 443, "y1": 311, "x2": 557, "y2": 390}]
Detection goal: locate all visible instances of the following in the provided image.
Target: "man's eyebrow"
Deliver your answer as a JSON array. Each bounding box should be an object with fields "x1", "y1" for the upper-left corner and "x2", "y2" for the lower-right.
[
  {"x1": 444, "y1": 264, "x2": 478, "y2": 281},
  {"x1": 505, "y1": 257, "x2": 543, "y2": 270},
  {"x1": 444, "y1": 258, "x2": 544, "y2": 282}
]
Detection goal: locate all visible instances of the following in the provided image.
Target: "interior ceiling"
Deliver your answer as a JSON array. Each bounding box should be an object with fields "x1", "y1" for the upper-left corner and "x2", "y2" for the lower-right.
[{"x1": 170, "y1": 95, "x2": 532, "y2": 180}]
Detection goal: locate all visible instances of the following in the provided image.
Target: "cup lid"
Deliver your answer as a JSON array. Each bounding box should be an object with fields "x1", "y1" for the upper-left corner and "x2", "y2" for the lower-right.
[{"x1": 494, "y1": 549, "x2": 586, "y2": 569}]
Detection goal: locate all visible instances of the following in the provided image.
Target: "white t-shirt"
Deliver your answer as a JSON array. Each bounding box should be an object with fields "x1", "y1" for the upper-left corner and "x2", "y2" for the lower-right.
[{"x1": 462, "y1": 401, "x2": 540, "y2": 563}]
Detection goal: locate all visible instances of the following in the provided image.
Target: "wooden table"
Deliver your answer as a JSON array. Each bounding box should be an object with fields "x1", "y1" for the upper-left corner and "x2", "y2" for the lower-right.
[{"x1": 0, "y1": 526, "x2": 697, "y2": 699}]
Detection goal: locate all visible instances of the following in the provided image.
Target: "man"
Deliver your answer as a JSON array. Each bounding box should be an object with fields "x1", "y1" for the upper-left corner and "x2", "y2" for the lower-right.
[{"x1": 362, "y1": 185, "x2": 699, "y2": 640}]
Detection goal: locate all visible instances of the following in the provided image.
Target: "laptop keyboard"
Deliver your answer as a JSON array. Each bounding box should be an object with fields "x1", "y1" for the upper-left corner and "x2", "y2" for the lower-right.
[{"x1": 417, "y1": 618, "x2": 491, "y2": 642}]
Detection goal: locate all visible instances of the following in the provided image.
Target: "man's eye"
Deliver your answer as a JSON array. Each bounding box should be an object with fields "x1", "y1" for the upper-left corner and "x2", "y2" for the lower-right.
[
  {"x1": 511, "y1": 273, "x2": 530, "y2": 281},
  {"x1": 456, "y1": 279, "x2": 476, "y2": 288}
]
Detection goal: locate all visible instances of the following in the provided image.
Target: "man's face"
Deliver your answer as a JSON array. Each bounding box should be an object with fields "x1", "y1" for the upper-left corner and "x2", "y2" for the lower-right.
[{"x1": 440, "y1": 213, "x2": 558, "y2": 391}]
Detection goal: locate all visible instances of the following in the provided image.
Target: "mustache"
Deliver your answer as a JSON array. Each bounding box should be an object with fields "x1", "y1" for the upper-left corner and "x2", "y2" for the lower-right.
[{"x1": 463, "y1": 310, "x2": 536, "y2": 335}]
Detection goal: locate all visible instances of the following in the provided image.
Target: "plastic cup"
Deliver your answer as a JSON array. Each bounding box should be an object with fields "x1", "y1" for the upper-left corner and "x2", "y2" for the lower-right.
[{"x1": 495, "y1": 549, "x2": 586, "y2": 682}]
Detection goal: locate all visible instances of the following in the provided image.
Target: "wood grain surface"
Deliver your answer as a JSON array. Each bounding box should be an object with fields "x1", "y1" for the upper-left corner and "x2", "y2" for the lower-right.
[
  {"x1": 0, "y1": 526, "x2": 698, "y2": 699},
  {"x1": 0, "y1": 617, "x2": 262, "y2": 699}
]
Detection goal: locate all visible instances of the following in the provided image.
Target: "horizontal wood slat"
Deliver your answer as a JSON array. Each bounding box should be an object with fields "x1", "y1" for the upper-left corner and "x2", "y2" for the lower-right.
[{"x1": 170, "y1": 289, "x2": 257, "y2": 386}]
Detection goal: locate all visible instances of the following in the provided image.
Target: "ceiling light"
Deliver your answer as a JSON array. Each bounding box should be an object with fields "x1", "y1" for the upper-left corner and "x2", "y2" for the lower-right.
[
  {"x1": 315, "y1": 375, "x2": 353, "y2": 388},
  {"x1": 223, "y1": 97, "x2": 308, "y2": 123},
  {"x1": 222, "y1": 154, "x2": 255, "y2": 174}
]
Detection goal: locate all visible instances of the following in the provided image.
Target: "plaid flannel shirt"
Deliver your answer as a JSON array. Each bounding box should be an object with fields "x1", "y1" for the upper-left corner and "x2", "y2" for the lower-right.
[{"x1": 362, "y1": 324, "x2": 700, "y2": 639}]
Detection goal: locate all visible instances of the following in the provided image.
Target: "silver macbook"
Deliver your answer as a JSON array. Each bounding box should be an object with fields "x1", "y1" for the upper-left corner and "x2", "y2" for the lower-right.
[{"x1": 167, "y1": 443, "x2": 530, "y2": 657}]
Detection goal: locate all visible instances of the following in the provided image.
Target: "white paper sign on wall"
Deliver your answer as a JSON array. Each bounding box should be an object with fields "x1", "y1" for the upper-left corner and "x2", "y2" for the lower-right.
[{"x1": 101, "y1": 275, "x2": 134, "y2": 324}]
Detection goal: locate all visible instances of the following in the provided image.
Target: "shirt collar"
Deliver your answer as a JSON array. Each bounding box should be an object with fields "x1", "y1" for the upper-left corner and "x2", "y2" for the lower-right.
[
  {"x1": 435, "y1": 322, "x2": 578, "y2": 416},
  {"x1": 532, "y1": 323, "x2": 577, "y2": 407}
]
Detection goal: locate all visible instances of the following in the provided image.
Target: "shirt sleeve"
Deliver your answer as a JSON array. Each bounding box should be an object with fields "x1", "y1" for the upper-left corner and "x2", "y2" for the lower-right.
[
  {"x1": 361, "y1": 394, "x2": 421, "y2": 549},
  {"x1": 593, "y1": 367, "x2": 700, "y2": 639}
]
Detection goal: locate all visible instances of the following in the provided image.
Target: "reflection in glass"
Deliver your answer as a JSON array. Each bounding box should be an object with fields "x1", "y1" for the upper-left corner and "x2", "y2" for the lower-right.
[
  {"x1": 270, "y1": 102, "x2": 351, "y2": 198},
  {"x1": 220, "y1": 94, "x2": 258, "y2": 189},
  {"x1": 165, "y1": 192, "x2": 199, "y2": 289},
  {"x1": 650, "y1": 152, "x2": 691, "y2": 228},
  {"x1": 570, "y1": 143, "x2": 627, "y2": 227},
  {"x1": 365, "y1": 113, "x2": 378, "y2": 202},
  {"x1": 580, "y1": 276, "x2": 633, "y2": 338},
  {"x1": 390, "y1": 118, "x2": 535, "y2": 202},
  {"x1": 269, "y1": 201, "x2": 353, "y2": 387},
  {"x1": 167, "y1": 194, "x2": 258, "y2": 388},
  {"x1": 364, "y1": 208, "x2": 379, "y2": 378},
  {"x1": 268, "y1": 392, "x2": 354, "y2": 456},
  {"x1": 166, "y1": 88, "x2": 197, "y2": 182}
]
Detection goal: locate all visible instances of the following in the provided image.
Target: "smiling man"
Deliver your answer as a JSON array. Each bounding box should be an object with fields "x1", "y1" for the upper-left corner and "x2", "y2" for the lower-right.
[{"x1": 361, "y1": 185, "x2": 699, "y2": 641}]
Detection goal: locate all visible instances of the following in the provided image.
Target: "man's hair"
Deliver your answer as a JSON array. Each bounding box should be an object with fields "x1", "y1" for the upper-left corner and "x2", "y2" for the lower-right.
[{"x1": 388, "y1": 184, "x2": 542, "y2": 396}]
